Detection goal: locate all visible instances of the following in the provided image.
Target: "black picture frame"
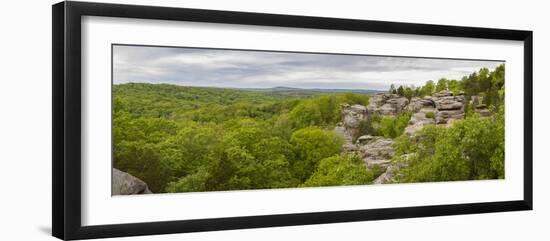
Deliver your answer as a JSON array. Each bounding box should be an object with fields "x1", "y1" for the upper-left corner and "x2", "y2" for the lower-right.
[{"x1": 52, "y1": 1, "x2": 533, "y2": 240}]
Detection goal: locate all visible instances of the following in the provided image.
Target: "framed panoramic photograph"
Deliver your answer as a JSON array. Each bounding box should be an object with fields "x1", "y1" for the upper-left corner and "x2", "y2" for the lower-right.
[{"x1": 52, "y1": 1, "x2": 533, "y2": 240}]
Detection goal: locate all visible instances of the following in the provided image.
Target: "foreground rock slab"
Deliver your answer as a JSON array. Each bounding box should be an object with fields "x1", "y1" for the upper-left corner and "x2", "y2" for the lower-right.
[{"x1": 112, "y1": 168, "x2": 153, "y2": 195}]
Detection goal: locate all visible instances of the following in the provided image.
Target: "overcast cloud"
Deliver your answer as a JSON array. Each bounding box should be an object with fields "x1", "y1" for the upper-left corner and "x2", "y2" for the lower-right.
[{"x1": 113, "y1": 45, "x2": 504, "y2": 91}]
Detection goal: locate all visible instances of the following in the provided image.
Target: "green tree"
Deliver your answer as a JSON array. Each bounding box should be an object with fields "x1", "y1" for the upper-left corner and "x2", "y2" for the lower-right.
[
  {"x1": 302, "y1": 154, "x2": 374, "y2": 187},
  {"x1": 435, "y1": 78, "x2": 448, "y2": 92},
  {"x1": 288, "y1": 100, "x2": 322, "y2": 129},
  {"x1": 374, "y1": 112, "x2": 412, "y2": 138},
  {"x1": 397, "y1": 85, "x2": 405, "y2": 96},
  {"x1": 394, "y1": 109, "x2": 505, "y2": 182},
  {"x1": 420, "y1": 80, "x2": 435, "y2": 96},
  {"x1": 114, "y1": 141, "x2": 174, "y2": 192},
  {"x1": 290, "y1": 127, "x2": 344, "y2": 181}
]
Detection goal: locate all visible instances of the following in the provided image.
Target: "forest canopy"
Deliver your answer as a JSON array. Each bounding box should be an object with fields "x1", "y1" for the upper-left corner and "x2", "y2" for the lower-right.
[{"x1": 113, "y1": 64, "x2": 505, "y2": 193}]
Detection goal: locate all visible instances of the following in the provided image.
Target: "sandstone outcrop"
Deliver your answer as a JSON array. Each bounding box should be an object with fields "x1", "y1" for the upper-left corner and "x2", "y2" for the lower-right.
[
  {"x1": 335, "y1": 104, "x2": 369, "y2": 151},
  {"x1": 474, "y1": 104, "x2": 491, "y2": 117},
  {"x1": 337, "y1": 90, "x2": 478, "y2": 184},
  {"x1": 470, "y1": 95, "x2": 491, "y2": 117},
  {"x1": 373, "y1": 165, "x2": 397, "y2": 184},
  {"x1": 367, "y1": 93, "x2": 409, "y2": 116},
  {"x1": 357, "y1": 136, "x2": 394, "y2": 169},
  {"x1": 433, "y1": 90, "x2": 466, "y2": 125},
  {"x1": 112, "y1": 168, "x2": 153, "y2": 195},
  {"x1": 404, "y1": 97, "x2": 437, "y2": 135}
]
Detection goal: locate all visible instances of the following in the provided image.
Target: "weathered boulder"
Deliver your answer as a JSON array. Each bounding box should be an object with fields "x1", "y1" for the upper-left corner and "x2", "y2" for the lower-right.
[
  {"x1": 404, "y1": 97, "x2": 437, "y2": 135},
  {"x1": 342, "y1": 104, "x2": 368, "y2": 128},
  {"x1": 404, "y1": 111, "x2": 436, "y2": 135},
  {"x1": 374, "y1": 165, "x2": 397, "y2": 184},
  {"x1": 357, "y1": 136, "x2": 394, "y2": 169},
  {"x1": 432, "y1": 91, "x2": 465, "y2": 125},
  {"x1": 367, "y1": 93, "x2": 409, "y2": 116},
  {"x1": 334, "y1": 124, "x2": 352, "y2": 144},
  {"x1": 435, "y1": 109, "x2": 464, "y2": 124},
  {"x1": 405, "y1": 97, "x2": 435, "y2": 112},
  {"x1": 373, "y1": 155, "x2": 410, "y2": 184},
  {"x1": 356, "y1": 135, "x2": 375, "y2": 144},
  {"x1": 474, "y1": 103, "x2": 491, "y2": 117},
  {"x1": 338, "y1": 104, "x2": 368, "y2": 142},
  {"x1": 434, "y1": 90, "x2": 452, "y2": 97},
  {"x1": 367, "y1": 93, "x2": 389, "y2": 114},
  {"x1": 112, "y1": 168, "x2": 152, "y2": 195}
]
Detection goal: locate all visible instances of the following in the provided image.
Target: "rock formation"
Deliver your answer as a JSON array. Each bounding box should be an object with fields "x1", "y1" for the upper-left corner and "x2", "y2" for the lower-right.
[
  {"x1": 374, "y1": 165, "x2": 397, "y2": 184},
  {"x1": 470, "y1": 95, "x2": 491, "y2": 117},
  {"x1": 337, "y1": 90, "x2": 473, "y2": 184},
  {"x1": 357, "y1": 135, "x2": 395, "y2": 169},
  {"x1": 367, "y1": 93, "x2": 409, "y2": 116},
  {"x1": 474, "y1": 104, "x2": 491, "y2": 117},
  {"x1": 112, "y1": 168, "x2": 153, "y2": 195},
  {"x1": 335, "y1": 104, "x2": 368, "y2": 151},
  {"x1": 433, "y1": 90, "x2": 466, "y2": 125},
  {"x1": 404, "y1": 97, "x2": 437, "y2": 135}
]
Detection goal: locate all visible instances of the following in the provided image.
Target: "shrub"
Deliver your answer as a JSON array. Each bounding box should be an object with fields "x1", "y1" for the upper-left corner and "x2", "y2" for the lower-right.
[
  {"x1": 375, "y1": 112, "x2": 412, "y2": 138},
  {"x1": 425, "y1": 111, "x2": 435, "y2": 119},
  {"x1": 301, "y1": 154, "x2": 374, "y2": 187},
  {"x1": 394, "y1": 107, "x2": 505, "y2": 183},
  {"x1": 290, "y1": 127, "x2": 344, "y2": 181}
]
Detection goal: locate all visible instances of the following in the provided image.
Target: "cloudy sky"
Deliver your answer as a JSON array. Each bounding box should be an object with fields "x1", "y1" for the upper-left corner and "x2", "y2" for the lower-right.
[{"x1": 113, "y1": 45, "x2": 503, "y2": 91}]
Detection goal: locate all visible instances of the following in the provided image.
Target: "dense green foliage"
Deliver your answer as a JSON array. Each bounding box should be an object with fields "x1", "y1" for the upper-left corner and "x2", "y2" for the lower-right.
[
  {"x1": 354, "y1": 112, "x2": 412, "y2": 140},
  {"x1": 301, "y1": 154, "x2": 374, "y2": 187},
  {"x1": 114, "y1": 64, "x2": 505, "y2": 193},
  {"x1": 390, "y1": 65, "x2": 506, "y2": 183},
  {"x1": 393, "y1": 106, "x2": 505, "y2": 182},
  {"x1": 113, "y1": 83, "x2": 372, "y2": 192},
  {"x1": 389, "y1": 64, "x2": 505, "y2": 108}
]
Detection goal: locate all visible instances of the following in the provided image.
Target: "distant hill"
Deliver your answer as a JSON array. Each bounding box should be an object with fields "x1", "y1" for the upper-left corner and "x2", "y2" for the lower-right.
[
  {"x1": 239, "y1": 86, "x2": 384, "y2": 94},
  {"x1": 113, "y1": 83, "x2": 377, "y2": 119}
]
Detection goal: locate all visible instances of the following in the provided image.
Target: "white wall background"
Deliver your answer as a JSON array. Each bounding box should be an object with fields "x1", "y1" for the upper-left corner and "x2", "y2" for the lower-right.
[{"x1": 0, "y1": 0, "x2": 547, "y2": 240}]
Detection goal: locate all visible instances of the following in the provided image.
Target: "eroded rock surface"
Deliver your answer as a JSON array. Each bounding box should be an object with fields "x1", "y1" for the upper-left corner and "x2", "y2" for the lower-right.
[
  {"x1": 112, "y1": 168, "x2": 153, "y2": 195},
  {"x1": 335, "y1": 103, "x2": 369, "y2": 152},
  {"x1": 475, "y1": 104, "x2": 491, "y2": 117},
  {"x1": 404, "y1": 97, "x2": 437, "y2": 135},
  {"x1": 433, "y1": 91, "x2": 466, "y2": 125},
  {"x1": 337, "y1": 90, "x2": 475, "y2": 184},
  {"x1": 367, "y1": 93, "x2": 409, "y2": 116},
  {"x1": 357, "y1": 136, "x2": 394, "y2": 169},
  {"x1": 470, "y1": 96, "x2": 491, "y2": 117}
]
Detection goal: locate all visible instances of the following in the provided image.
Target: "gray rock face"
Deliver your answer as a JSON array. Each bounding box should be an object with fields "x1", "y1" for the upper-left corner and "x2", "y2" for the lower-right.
[
  {"x1": 367, "y1": 93, "x2": 388, "y2": 113},
  {"x1": 404, "y1": 97, "x2": 437, "y2": 135},
  {"x1": 342, "y1": 104, "x2": 368, "y2": 129},
  {"x1": 373, "y1": 155, "x2": 410, "y2": 184},
  {"x1": 338, "y1": 104, "x2": 368, "y2": 142},
  {"x1": 356, "y1": 135, "x2": 375, "y2": 144},
  {"x1": 433, "y1": 91, "x2": 466, "y2": 125},
  {"x1": 475, "y1": 104, "x2": 491, "y2": 117},
  {"x1": 405, "y1": 97, "x2": 435, "y2": 112},
  {"x1": 357, "y1": 136, "x2": 394, "y2": 169},
  {"x1": 404, "y1": 112, "x2": 436, "y2": 135},
  {"x1": 374, "y1": 165, "x2": 397, "y2": 184},
  {"x1": 112, "y1": 168, "x2": 152, "y2": 195},
  {"x1": 367, "y1": 94, "x2": 409, "y2": 116}
]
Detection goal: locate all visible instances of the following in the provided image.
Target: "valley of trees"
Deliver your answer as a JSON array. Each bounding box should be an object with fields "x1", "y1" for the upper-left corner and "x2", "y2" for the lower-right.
[{"x1": 113, "y1": 65, "x2": 505, "y2": 193}]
